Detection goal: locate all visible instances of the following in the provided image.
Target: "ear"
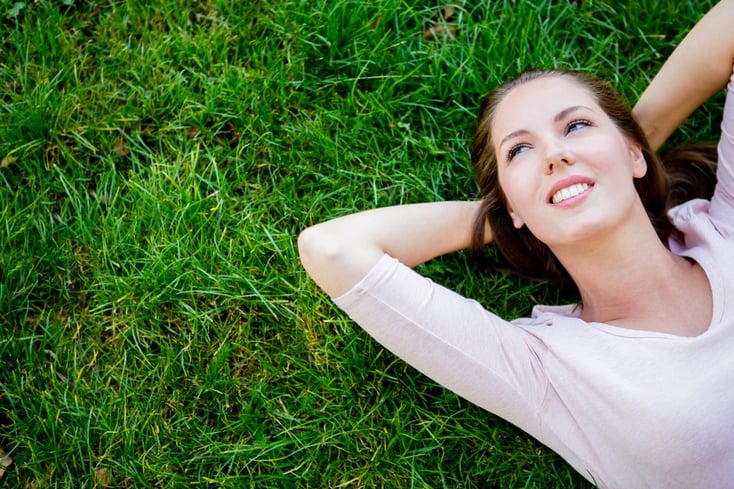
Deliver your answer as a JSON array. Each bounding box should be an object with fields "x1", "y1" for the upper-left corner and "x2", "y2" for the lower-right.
[
  {"x1": 630, "y1": 143, "x2": 647, "y2": 178},
  {"x1": 507, "y1": 205, "x2": 525, "y2": 229}
]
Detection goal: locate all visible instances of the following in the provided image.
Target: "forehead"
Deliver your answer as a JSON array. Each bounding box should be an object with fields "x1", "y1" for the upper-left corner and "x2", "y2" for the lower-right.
[{"x1": 492, "y1": 76, "x2": 600, "y2": 139}]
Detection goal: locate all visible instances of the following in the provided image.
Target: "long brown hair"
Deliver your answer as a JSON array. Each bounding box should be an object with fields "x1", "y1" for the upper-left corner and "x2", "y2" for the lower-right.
[{"x1": 470, "y1": 69, "x2": 717, "y2": 294}]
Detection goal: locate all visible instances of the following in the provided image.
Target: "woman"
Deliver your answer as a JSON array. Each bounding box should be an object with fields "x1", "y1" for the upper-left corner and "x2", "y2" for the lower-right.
[{"x1": 298, "y1": 1, "x2": 734, "y2": 487}]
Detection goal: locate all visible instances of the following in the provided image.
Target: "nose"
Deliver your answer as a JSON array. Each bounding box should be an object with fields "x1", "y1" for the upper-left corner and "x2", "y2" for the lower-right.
[{"x1": 544, "y1": 142, "x2": 574, "y2": 175}]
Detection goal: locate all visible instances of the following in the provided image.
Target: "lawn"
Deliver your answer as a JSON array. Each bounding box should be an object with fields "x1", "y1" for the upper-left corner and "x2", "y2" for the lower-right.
[{"x1": 0, "y1": 0, "x2": 721, "y2": 487}]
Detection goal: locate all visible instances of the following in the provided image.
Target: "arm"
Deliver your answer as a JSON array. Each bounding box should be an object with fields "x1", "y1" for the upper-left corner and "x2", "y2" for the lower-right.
[
  {"x1": 633, "y1": 0, "x2": 734, "y2": 151},
  {"x1": 298, "y1": 201, "x2": 490, "y2": 297}
]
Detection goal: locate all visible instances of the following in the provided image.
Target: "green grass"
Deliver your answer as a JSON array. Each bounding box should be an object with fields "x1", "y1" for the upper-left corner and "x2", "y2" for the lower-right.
[{"x1": 0, "y1": 0, "x2": 722, "y2": 487}]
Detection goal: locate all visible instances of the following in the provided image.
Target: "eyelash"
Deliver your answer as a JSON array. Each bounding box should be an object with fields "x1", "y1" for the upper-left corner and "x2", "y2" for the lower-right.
[
  {"x1": 566, "y1": 119, "x2": 592, "y2": 133},
  {"x1": 505, "y1": 119, "x2": 593, "y2": 162},
  {"x1": 506, "y1": 144, "x2": 528, "y2": 162}
]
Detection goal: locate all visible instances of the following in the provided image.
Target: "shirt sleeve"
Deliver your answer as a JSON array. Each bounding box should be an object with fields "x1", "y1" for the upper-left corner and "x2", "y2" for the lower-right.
[
  {"x1": 333, "y1": 254, "x2": 549, "y2": 437},
  {"x1": 709, "y1": 66, "x2": 734, "y2": 237}
]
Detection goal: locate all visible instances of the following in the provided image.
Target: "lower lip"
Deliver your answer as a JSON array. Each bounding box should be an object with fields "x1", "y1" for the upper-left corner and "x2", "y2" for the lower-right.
[{"x1": 551, "y1": 185, "x2": 593, "y2": 208}]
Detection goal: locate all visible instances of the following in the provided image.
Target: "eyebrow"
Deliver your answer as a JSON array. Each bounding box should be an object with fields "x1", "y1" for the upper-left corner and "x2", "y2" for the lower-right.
[{"x1": 498, "y1": 105, "x2": 594, "y2": 148}]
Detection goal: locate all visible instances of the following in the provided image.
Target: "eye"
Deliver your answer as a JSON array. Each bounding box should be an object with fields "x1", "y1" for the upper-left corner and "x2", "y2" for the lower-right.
[
  {"x1": 506, "y1": 143, "x2": 530, "y2": 162},
  {"x1": 566, "y1": 119, "x2": 592, "y2": 134}
]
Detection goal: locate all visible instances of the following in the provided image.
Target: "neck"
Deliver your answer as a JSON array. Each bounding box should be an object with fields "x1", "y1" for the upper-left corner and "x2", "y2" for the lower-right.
[{"x1": 551, "y1": 206, "x2": 688, "y2": 326}]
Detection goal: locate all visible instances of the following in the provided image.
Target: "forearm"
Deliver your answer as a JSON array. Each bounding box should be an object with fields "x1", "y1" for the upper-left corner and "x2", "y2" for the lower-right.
[
  {"x1": 298, "y1": 201, "x2": 488, "y2": 297},
  {"x1": 633, "y1": 0, "x2": 734, "y2": 151}
]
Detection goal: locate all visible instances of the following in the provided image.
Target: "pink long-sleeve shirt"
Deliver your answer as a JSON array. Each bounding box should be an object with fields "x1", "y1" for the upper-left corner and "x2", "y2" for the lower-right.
[{"x1": 333, "y1": 70, "x2": 734, "y2": 489}]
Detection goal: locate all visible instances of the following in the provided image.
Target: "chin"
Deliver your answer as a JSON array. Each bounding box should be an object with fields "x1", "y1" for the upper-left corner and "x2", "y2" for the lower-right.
[{"x1": 532, "y1": 217, "x2": 616, "y2": 248}]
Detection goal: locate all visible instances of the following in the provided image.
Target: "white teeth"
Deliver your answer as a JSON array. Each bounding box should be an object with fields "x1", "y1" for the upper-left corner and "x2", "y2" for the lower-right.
[{"x1": 552, "y1": 183, "x2": 590, "y2": 204}]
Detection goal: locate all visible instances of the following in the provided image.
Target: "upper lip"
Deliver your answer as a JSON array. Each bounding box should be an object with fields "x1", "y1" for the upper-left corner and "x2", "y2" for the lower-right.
[{"x1": 546, "y1": 175, "x2": 595, "y2": 203}]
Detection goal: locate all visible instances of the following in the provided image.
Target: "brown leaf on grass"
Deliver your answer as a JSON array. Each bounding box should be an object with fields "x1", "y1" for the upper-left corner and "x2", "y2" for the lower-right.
[
  {"x1": 0, "y1": 447, "x2": 12, "y2": 479},
  {"x1": 1, "y1": 154, "x2": 17, "y2": 167},
  {"x1": 440, "y1": 5, "x2": 456, "y2": 21},
  {"x1": 369, "y1": 14, "x2": 383, "y2": 31},
  {"x1": 95, "y1": 467, "x2": 111, "y2": 487},
  {"x1": 424, "y1": 5, "x2": 458, "y2": 41},
  {"x1": 112, "y1": 134, "x2": 129, "y2": 156},
  {"x1": 424, "y1": 24, "x2": 457, "y2": 40}
]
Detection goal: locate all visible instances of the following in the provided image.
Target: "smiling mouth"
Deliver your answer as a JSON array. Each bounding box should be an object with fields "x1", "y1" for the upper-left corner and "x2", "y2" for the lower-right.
[{"x1": 550, "y1": 183, "x2": 591, "y2": 204}]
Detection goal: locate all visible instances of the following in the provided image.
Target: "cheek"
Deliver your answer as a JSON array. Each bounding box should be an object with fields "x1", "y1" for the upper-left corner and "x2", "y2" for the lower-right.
[
  {"x1": 497, "y1": 170, "x2": 514, "y2": 206},
  {"x1": 498, "y1": 166, "x2": 535, "y2": 213},
  {"x1": 498, "y1": 169, "x2": 536, "y2": 229}
]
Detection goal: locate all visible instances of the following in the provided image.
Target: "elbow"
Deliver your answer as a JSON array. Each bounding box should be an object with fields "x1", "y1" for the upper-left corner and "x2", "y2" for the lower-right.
[
  {"x1": 297, "y1": 224, "x2": 344, "y2": 281},
  {"x1": 298, "y1": 223, "x2": 380, "y2": 297},
  {"x1": 297, "y1": 224, "x2": 354, "y2": 297},
  {"x1": 297, "y1": 225, "x2": 321, "y2": 277}
]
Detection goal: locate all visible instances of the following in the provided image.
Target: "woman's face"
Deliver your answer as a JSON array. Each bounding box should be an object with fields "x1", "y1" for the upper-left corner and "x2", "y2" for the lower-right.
[{"x1": 491, "y1": 76, "x2": 648, "y2": 248}]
